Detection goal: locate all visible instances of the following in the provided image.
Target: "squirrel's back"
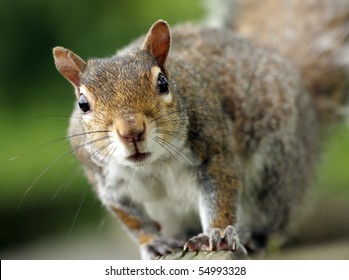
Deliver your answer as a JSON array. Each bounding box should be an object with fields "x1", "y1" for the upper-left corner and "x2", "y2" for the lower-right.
[
  {"x1": 207, "y1": 0, "x2": 349, "y2": 125},
  {"x1": 168, "y1": 25, "x2": 318, "y2": 236}
]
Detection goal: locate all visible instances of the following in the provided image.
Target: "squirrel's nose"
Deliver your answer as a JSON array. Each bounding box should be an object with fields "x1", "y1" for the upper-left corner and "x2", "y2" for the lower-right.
[
  {"x1": 116, "y1": 114, "x2": 146, "y2": 144},
  {"x1": 118, "y1": 125, "x2": 145, "y2": 143}
]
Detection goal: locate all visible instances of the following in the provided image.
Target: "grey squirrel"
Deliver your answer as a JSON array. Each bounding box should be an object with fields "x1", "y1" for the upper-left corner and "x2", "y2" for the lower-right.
[{"x1": 52, "y1": 0, "x2": 349, "y2": 259}]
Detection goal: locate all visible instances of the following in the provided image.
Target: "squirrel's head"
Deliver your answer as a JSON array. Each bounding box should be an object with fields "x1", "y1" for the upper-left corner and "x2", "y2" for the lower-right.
[{"x1": 53, "y1": 20, "x2": 189, "y2": 167}]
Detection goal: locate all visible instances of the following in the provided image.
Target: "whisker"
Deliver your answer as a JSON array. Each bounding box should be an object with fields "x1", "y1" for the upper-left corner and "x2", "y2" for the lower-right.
[
  {"x1": 155, "y1": 136, "x2": 194, "y2": 166},
  {"x1": 156, "y1": 128, "x2": 188, "y2": 138},
  {"x1": 54, "y1": 139, "x2": 115, "y2": 201},
  {"x1": 154, "y1": 137, "x2": 178, "y2": 163},
  {"x1": 156, "y1": 116, "x2": 235, "y2": 129},
  {"x1": 62, "y1": 141, "x2": 114, "y2": 242},
  {"x1": 34, "y1": 114, "x2": 110, "y2": 126},
  {"x1": 155, "y1": 117, "x2": 188, "y2": 126},
  {"x1": 17, "y1": 135, "x2": 110, "y2": 209},
  {"x1": 52, "y1": 163, "x2": 84, "y2": 200},
  {"x1": 150, "y1": 110, "x2": 183, "y2": 124},
  {"x1": 17, "y1": 150, "x2": 76, "y2": 210},
  {"x1": 54, "y1": 142, "x2": 106, "y2": 198},
  {"x1": 92, "y1": 141, "x2": 115, "y2": 168},
  {"x1": 95, "y1": 218, "x2": 106, "y2": 234},
  {"x1": 150, "y1": 99, "x2": 236, "y2": 132},
  {"x1": 149, "y1": 100, "x2": 220, "y2": 124},
  {"x1": 127, "y1": 168, "x2": 137, "y2": 189},
  {"x1": 65, "y1": 130, "x2": 111, "y2": 140},
  {"x1": 157, "y1": 136, "x2": 194, "y2": 165},
  {"x1": 65, "y1": 186, "x2": 88, "y2": 242},
  {"x1": 88, "y1": 142, "x2": 117, "y2": 194},
  {"x1": 9, "y1": 130, "x2": 111, "y2": 161}
]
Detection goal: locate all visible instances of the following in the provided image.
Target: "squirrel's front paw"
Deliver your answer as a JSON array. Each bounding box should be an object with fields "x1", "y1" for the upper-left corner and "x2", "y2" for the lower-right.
[
  {"x1": 141, "y1": 237, "x2": 184, "y2": 260},
  {"x1": 184, "y1": 225, "x2": 248, "y2": 256}
]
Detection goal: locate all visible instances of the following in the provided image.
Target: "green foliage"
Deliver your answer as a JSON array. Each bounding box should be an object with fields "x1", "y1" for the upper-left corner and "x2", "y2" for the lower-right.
[
  {"x1": 315, "y1": 124, "x2": 349, "y2": 196},
  {"x1": 0, "y1": 0, "x2": 203, "y2": 252}
]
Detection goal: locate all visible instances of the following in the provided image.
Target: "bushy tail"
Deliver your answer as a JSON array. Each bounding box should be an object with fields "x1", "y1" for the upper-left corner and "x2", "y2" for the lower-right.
[{"x1": 206, "y1": 0, "x2": 349, "y2": 125}]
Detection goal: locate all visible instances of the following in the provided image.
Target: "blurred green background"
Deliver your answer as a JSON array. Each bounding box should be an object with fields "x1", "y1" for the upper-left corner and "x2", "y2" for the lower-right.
[{"x1": 0, "y1": 0, "x2": 348, "y2": 259}]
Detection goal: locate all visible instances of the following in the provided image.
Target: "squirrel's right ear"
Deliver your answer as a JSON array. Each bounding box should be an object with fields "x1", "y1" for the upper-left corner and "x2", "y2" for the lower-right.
[
  {"x1": 53, "y1": 47, "x2": 86, "y2": 87},
  {"x1": 142, "y1": 20, "x2": 171, "y2": 69}
]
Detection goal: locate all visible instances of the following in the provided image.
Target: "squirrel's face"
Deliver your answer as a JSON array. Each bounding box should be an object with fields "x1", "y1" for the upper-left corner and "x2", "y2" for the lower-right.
[
  {"x1": 75, "y1": 54, "x2": 186, "y2": 167},
  {"x1": 53, "y1": 20, "x2": 189, "y2": 167}
]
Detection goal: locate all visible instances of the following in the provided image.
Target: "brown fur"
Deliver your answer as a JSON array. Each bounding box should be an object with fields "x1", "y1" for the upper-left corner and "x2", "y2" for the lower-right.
[
  {"x1": 52, "y1": 8, "x2": 329, "y2": 258},
  {"x1": 111, "y1": 206, "x2": 143, "y2": 231}
]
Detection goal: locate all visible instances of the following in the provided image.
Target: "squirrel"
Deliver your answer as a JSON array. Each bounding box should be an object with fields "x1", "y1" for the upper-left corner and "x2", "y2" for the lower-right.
[{"x1": 52, "y1": 0, "x2": 349, "y2": 259}]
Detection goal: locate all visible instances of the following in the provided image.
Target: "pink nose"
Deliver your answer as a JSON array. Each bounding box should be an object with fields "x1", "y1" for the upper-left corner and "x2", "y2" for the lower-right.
[
  {"x1": 118, "y1": 125, "x2": 145, "y2": 143},
  {"x1": 115, "y1": 113, "x2": 147, "y2": 144}
]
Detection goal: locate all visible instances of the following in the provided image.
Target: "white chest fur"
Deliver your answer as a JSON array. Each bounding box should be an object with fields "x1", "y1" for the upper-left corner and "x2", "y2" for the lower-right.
[{"x1": 98, "y1": 157, "x2": 201, "y2": 238}]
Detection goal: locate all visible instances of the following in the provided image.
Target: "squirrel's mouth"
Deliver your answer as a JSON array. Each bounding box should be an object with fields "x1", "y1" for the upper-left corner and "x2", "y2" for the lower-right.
[{"x1": 127, "y1": 152, "x2": 151, "y2": 163}]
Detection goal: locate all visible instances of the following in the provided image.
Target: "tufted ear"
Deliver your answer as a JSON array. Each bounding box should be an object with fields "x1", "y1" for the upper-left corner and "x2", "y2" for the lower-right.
[
  {"x1": 142, "y1": 20, "x2": 171, "y2": 69},
  {"x1": 53, "y1": 46, "x2": 86, "y2": 87}
]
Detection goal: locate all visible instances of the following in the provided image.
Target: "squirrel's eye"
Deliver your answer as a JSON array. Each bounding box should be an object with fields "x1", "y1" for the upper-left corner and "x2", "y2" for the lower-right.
[
  {"x1": 157, "y1": 72, "x2": 169, "y2": 94},
  {"x1": 78, "y1": 94, "x2": 90, "y2": 113}
]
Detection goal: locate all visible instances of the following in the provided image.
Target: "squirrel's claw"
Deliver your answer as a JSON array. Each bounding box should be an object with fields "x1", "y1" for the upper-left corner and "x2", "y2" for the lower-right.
[
  {"x1": 184, "y1": 233, "x2": 210, "y2": 251},
  {"x1": 184, "y1": 226, "x2": 247, "y2": 256}
]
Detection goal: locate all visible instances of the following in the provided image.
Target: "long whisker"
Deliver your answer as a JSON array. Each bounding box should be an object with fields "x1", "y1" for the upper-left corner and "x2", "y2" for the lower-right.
[
  {"x1": 156, "y1": 115, "x2": 235, "y2": 129},
  {"x1": 87, "y1": 142, "x2": 117, "y2": 194},
  {"x1": 9, "y1": 130, "x2": 111, "y2": 161},
  {"x1": 155, "y1": 136, "x2": 193, "y2": 166},
  {"x1": 17, "y1": 135, "x2": 110, "y2": 209},
  {"x1": 150, "y1": 109, "x2": 184, "y2": 124},
  {"x1": 65, "y1": 186, "x2": 88, "y2": 242},
  {"x1": 63, "y1": 140, "x2": 116, "y2": 240},
  {"x1": 52, "y1": 163, "x2": 84, "y2": 200},
  {"x1": 149, "y1": 100, "x2": 220, "y2": 124},
  {"x1": 155, "y1": 119, "x2": 184, "y2": 125},
  {"x1": 157, "y1": 137, "x2": 193, "y2": 164},
  {"x1": 53, "y1": 141, "x2": 112, "y2": 198},
  {"x1": 156, "y1": 128, "x2": 188, "y2": 138},
  {"x1": 154, "y1": 137, "x2": 178, "y2": 163},
  {"x1": 127, "y1": 167, "x2": 137, "y2": 189},
  {"x1": 151, "y1": 99, "x2": 236, "y2": 131},
  {"x1": 32, "y1": 114, "x2": 110, "y2": 127}
]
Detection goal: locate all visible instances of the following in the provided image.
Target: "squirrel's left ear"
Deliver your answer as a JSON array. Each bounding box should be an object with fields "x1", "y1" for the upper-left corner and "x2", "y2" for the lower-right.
[
  {"x1": 53, "y1": 47, "x2": 86, "y2": 87},
  {"x1": 142, "y1": 20, "x2": 171, "y2": 69}
]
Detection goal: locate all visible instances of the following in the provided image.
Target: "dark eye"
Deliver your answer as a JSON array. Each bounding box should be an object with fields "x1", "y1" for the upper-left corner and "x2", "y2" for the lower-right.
[
  {"x1": 78, "y1": 94, "x2": 90, "y2": 113},
  {"x1": 157, "y1": 72, "x2": 169, "y2": 94}
]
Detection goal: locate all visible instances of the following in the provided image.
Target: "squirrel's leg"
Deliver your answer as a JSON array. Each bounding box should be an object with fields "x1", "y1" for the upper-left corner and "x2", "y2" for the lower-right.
[
  {"x1": 184, "y1": 154, "x2": 247, "y2": 256},
  {"x1": 108, "y1": 198, "x2": 184, "y2": 259}
]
